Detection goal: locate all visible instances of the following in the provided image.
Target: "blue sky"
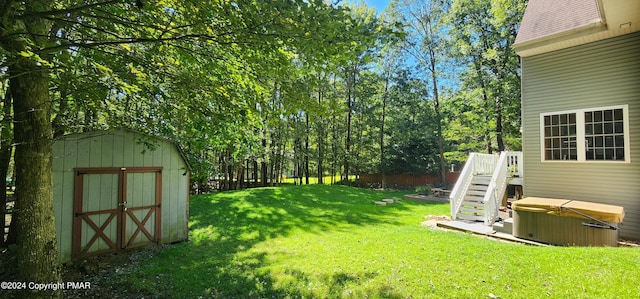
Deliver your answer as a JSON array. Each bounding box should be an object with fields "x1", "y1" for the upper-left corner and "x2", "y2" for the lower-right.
[{"x1": 362, "y1": 0, "x2": 391, "y2": 13}]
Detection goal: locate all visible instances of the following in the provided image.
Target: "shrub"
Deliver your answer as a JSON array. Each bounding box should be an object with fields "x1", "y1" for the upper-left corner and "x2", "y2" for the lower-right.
[{"x1": 415, "y1": 185, "x2": 431, "y2": 195}]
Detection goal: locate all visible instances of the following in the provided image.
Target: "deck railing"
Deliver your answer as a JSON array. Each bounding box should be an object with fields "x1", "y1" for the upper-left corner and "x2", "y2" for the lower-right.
[
  {"x1": 449, "y1": 153, "x2": 477, "y2": 220},
  {"x1": 450, "y1": 153, "x2": 499, "y2": 219},
  {"x1": 473, "y1": 153, "x2": 499, "y2": 175},
  {"x1": 505, "y1": 151, "x2": 524, "y2": 177},
  {"x1": 483, "y1": 152, "x2": 510, "y2": 225}
]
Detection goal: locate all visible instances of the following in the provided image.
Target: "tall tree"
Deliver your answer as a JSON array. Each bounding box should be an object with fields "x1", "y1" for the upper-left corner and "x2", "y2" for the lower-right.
[
  {"x1": 383, "y1": 70, "x2": 439, "y2": 175},
  {"x1": 0, "y1": 80, "x2": 12, "y2": 246},
  {"x1": 448, "y1": 0, "x2": 526, "y2": 152},
  {"x1": 394, "y1": 0, "x2": 450, "y2": 184},
  {"x1": 1, "y1": 2, "x2": 62, "y2": 296},
  {"x1": 377, "y1": 46, "x2": 402, "y2": 189}
]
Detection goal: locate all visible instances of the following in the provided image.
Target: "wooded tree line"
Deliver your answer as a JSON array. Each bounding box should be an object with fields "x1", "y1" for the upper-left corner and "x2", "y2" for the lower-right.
[{"x1": 0, "y1": 0, "x2": 525, "y2": 294}]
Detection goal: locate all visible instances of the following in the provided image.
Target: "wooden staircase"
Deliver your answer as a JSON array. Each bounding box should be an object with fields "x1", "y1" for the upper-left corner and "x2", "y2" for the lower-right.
[
  {"x1": 449, "y1": 151, "x2": 523, "y2": 225},
  {"x1": 456, "y1": 175, "x2": 491, "y2": 222}
]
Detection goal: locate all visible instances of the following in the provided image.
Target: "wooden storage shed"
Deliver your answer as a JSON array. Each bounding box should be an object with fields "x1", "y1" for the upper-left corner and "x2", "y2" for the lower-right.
[{"x1": 53, "y1": 129, "x2": 189, "y2": 262}]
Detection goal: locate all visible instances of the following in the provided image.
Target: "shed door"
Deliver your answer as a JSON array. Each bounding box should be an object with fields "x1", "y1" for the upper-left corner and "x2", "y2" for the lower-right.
[{"x1": 73, "y1": 167, "x2": 162, "y2": 258}]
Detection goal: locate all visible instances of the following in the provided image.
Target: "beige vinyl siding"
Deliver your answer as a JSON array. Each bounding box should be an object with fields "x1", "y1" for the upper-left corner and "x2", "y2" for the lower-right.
[
  {"x1": 521, "y1": 31, "x2": 640, "y2": 240},
  {"x1": 52, "y1": 130, "x2": 189, "y2": 262}
]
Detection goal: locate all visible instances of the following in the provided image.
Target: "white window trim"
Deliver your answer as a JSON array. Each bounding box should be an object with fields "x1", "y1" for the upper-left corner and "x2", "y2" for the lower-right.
[{"x1": 540, "y1": 104, "x2": 630, "y2": 163}]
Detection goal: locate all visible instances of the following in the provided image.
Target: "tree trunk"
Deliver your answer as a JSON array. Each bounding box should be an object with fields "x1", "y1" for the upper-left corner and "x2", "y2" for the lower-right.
[
  {"x1": 221, "y1": 153, "x2": 227, "y2": 191},
  {"x1": 270, "y1": 139, "x2": 276, "y2": 187},
  {"x1": 304, "y1": 113, "x2": 310, "y2": 185},
  {"x1": 253, "y1": 160, "x2": 259, "y2": 186},
  {"x1": 0, "y1": 0, "x2": 62, "y2": 294},
  {"x1": 6, "y1": 210, "x2": 17, "y2": 245},
  {"x1": 275, "y1": 137, "x2": 283, "y2": 185},
  {"x1": 331, "y1": 106, "x2": 337, "y2": 185},
  {"x1": 52, "y1": 91, "x2": 67, "y2": 138},
  {"x1": 261, "y1": 139, "x2": 268, "y2": 187},
  {"x1": 316, "y1": 83, "x2": 324, "y2": 184},
  {"x1": 380, "y1": 72, "x2": 389, "y2": 190},
  {"x1": 294, "y1": 136, "x2": 301, "y2": 185},
  {"x1": 344, "y1": 65, "x2": 356, "y2": 184},
  {"x1": 227, "y1": 151, "x2": 234, "y2": 190},
  {"x1": 10, "y1": 53, "x2": 62, "y2": 297},
  {"x1": 495, "y1": 97, "x2": 505, "y2": 152},
  {"x1": 473, "y1": 57, "x2": 494, "y2": 154},
  {"x1": 245, "y1": 160, "x2": 251, "y2": 188},
  {"x1": 235, "y1": 162, "x2": 244, "y2": 190},
  {"x1": 0, "y1": 86, "x2": 12, "y2": 246},
  {"x1": 428, "y1": 47, "x2": 447, "y2": 185}
]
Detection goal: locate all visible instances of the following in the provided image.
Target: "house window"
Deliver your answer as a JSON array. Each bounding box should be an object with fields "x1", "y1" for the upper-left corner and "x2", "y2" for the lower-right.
[
  {"x1": 585, "y1": 108, "x2": 625, "y2": 161},
  {"x1": 543, "y1": 113, "x2": 577, "y2": 160},
  {"x1": 540, "y1": 105, "x2": 630, "y2": 162}
]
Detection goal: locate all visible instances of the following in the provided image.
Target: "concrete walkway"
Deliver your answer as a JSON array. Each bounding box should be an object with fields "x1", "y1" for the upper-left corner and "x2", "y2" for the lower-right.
[{"x1": 437, "y1": 220, "x2": 547, "y2": 246}]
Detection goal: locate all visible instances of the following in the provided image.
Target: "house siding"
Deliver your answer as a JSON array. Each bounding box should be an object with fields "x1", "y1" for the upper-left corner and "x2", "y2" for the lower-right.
[
  {"x1": 52, "y1": 130, "x2": 189, "y2": 262},
  {"x1": 521, "y1": 31, "x2": 640, "y2": 240}
]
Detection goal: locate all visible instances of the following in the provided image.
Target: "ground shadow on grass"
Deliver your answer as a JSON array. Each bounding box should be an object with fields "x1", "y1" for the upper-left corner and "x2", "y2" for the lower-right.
[{"x1": 124, "y1": 184, "x2": 447, "y2": 298}]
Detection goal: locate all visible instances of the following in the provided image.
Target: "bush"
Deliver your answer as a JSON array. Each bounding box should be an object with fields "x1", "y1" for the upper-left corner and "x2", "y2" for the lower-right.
[{"x1": 415, "y1": 185, "x2": 431, "y2": 195}]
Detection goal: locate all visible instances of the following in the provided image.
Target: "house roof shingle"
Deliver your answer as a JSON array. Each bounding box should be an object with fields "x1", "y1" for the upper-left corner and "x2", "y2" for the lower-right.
[{"x1": 514, "y1": 0, "x2": 604, "y2": 45}]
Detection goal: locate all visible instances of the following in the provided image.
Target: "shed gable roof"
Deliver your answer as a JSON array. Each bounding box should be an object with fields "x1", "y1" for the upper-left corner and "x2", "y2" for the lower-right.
[{"x1": 55, "y1": 128, "x2": 191, "y2": 171}]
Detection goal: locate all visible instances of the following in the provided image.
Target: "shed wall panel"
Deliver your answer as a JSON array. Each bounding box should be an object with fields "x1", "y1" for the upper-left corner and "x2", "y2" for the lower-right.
[
  {"x1": 122, "y1": 136, "x2": 135, "y2": 167},
  {"x1": 89, "y1": 138, "x2": 102, "y2": 168},
  {"x1": 101, "y1": 134, "x2": 115, "y2": 167},
  {"x1": 112, "y1": 134, "x2": 124, "y2": 166},
  {"x1": 76, "y1": 138, "x2": 90, "y2": 168},
  {"x1": 521, "y1": 31, "x2": 640, "y2": 239}
]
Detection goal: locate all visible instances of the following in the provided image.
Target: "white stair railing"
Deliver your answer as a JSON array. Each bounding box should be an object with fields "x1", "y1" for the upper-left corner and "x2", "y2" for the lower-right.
[
  {"x1": 505, "y1": 151, "x2": 523, "y2": 177},
  {"x1": 482, "y1": 152, "x2": 510, "y2": 225},
  {"x1": 450, "y1": 151, "x2": 524, "y2": 224},
  {"x1": 473, "y1": 153, "x2": 499, "y2": 175},
  {"x1": 449, "y1": 153, "x2": 477, "y2": 220}
]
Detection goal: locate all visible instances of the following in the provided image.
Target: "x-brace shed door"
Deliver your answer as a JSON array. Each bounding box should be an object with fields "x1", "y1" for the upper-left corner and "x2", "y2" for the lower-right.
[{"x1": 72, "y1": 167, "x2": 162, "y2": 258}]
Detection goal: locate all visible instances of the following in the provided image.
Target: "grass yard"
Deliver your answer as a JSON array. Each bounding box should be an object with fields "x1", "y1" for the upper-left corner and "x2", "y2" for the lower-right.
[{"x1": 114, "y1": 185, "x2": 640, "y2": 298}]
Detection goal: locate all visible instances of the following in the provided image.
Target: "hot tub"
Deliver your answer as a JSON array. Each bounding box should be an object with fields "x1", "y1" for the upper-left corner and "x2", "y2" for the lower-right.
[{"x1": 512, "y1": 197, "x2": 624, "y2": 246}]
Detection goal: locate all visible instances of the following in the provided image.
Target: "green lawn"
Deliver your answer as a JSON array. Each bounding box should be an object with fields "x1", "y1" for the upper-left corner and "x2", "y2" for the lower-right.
[{"x1": 120, "y1": 185, "x2": 640, "y2": 298}]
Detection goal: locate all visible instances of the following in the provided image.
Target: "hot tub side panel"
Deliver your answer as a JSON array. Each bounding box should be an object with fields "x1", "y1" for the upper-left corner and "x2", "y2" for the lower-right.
[{"x1": 513, "y1": 210, "x2": 619, "y2": 246}]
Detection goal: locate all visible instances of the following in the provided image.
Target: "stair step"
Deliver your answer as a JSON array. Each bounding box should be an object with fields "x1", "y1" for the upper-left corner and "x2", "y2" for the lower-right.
[
  {"x1": 459, "y1": 206, "x2": 484, "y2": 214},
  {"x1": 456, "y1": 213, "x2": 484, "y2": 221},
  {"x1": 466, "y1": 191, "x2": 486, "y2": 197},
  {"x1": 493, "y1": 218, "x2": 513, "y2": 234},
  {"x1": 382, "y1": 198, "x2": 395, "y2": 203},
  {"x1": 492, "y1": 222, "x2": 505, "y2": 232},
  {"x1": 470, "y1": 180, "x2": 490, "y2": 185},
  {"x1": 460, "y1": 203, "x2": 483, "y2": 209},
  {"x1": 504, "y1": 218, "x2": 513, "y2": 231},
  {"x1": 462, "y1": 197, "x2": 484, "y2": 203},
  {"x1": 462, "y1": 202, "x2": 484, "y2": 208},
  {"x1": 461, "y1": 200, "x2": 484, "y2": 206},
  {"x1": 460, "y1": 205, "x2": 484, "y2": 211},
  {"x1": 466, "y1": 190, "x2": 487, "y2": 196},
  {"x1": 468, "y1": 184, "x2": 489, "y2": 190},
  {"x1": 472, "y1": 176, "x2": 492, "y2": 184},
  {"x1": 374, "y1": 201, "x2": 387, "y2": 206},
  {"x1": 469, "y1": 184, "x2": 490, "y2": 190},
  {"x1": 464, "y1": 195, "x2": 485, "y2": 202}
]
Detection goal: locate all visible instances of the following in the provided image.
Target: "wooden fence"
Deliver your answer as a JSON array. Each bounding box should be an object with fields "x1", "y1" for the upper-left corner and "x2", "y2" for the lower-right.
[{"x1": 357, "y1": 172, "x2": 460, "y2": 187}]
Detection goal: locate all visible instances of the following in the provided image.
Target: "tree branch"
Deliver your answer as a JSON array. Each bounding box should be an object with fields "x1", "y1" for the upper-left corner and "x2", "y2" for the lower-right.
[{"x1": 18, "y1": 0, "x2": 123, "y2": 18}]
